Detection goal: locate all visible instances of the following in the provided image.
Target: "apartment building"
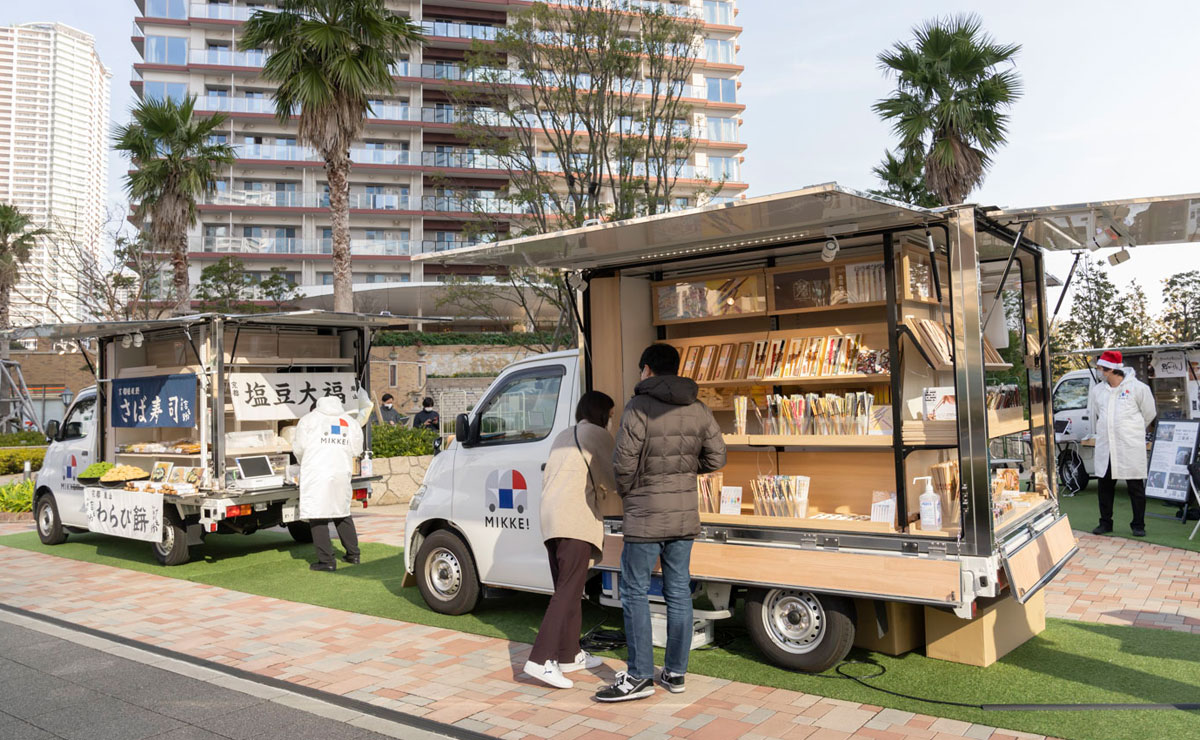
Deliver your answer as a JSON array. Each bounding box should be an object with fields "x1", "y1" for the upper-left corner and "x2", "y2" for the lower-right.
[
  {"x1": 130, "y1": 0, "x2": 747, "y2": 303},
  {"x1": 0, "y1": 23, "x2": 111, "y2": 325}
]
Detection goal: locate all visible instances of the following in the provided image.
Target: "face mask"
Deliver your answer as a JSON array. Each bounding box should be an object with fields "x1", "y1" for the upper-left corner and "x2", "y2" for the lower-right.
[{"x1": 383, "y1": 403, "x2": 392, "y2": 409}]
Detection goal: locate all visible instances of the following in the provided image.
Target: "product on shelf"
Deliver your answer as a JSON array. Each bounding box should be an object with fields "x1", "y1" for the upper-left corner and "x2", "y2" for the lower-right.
[
  {"x1": 150, "y1": 461, "x2": 173, "y2": 483},
  {"x1": 732, "y1": 342, "x2": 753, "y2": 380},
  {"x1": 681, "y1": 345, "x2": 702, "y2": 379},
  {"x1": 856, "y1": 348, "x2": 890, "y2": 375},
  {"x1": 733, "y1": 396, "x2": 748, "y2": 435},
  {"x1": 698, "y1": 472, "x2": 723, "y2": 514},
  {"x1": 870, "y1": 490, "x2": 897, "y2": 524},
  {"x1": 79, "y1": 462, "x2": 113, "y2": 479},
  {"x1": 922, "y1": 386, "x2": 957, "y2": 421},
  {"x1": 986, "y1": 383, "x2": 1021, "y2": 409},
  {"x1": 714, "y1": 343, "x2": 735, "y2": 381},
  {"x1": 750, "y1": 475, "x2": 809, "y2": 517},
  {"x1": 100, "y1": 464, "x2": 149, "y2": 483},
  {"x1": 843, "y1": 261, "x2": 887, "y2": 303},
  {"x1": 697, "y1": 345, "x2": 719, "y2": 382}
]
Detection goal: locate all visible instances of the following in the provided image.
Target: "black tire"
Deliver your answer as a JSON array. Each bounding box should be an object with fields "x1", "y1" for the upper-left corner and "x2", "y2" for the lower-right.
[
  {"x1": 35, "y1": 493, "x2": 67, "y2": 545},
  {"x1": 152, "y1": 508, "x2": 191, "y2": 566},
  {"x1": 744, "y1": 588, "x2": 856, "y2": 672},
  {"x1": 286, "y1": 521, "x2": 313, "y2": 543},
  {"x1": 415, "y1": 529, "x2": 481, "y2": 615}
]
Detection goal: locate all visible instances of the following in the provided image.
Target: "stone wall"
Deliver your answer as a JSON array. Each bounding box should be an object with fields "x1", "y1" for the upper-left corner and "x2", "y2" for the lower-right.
[{"x1": 369, "y1": 454, "x2": 433, "y2": 506}]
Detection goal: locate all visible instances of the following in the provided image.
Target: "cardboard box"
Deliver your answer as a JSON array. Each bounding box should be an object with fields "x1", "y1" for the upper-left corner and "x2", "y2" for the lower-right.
[
  {"x1": 853, "y1": 599, "x2": 924, "y2": 656},
  {"x1": 924, "y1": 590, "x2": 1045, "y2": 667}
]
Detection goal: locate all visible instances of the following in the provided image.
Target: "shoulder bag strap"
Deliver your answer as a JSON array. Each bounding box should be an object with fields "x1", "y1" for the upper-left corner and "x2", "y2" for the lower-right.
[{"x1": 574, "y1": 424, "x2": 601, "y2": 497}]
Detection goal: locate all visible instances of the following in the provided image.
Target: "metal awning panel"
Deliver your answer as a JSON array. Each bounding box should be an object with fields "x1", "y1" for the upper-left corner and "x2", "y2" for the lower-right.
[
  {"x1": 988, "y1": 193, "x2": 1200, "y2": 251},
  {"x1": 413, "y1": 183, "x2": 939, "y2": 269},
  {"x1": 4, "y1": 311, "x2": 416, "y2": 340}
]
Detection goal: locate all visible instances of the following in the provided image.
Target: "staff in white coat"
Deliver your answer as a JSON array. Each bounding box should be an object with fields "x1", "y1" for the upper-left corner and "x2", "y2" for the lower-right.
[
  {"x1": 293, "y1": 396, "x2": 364, "y2": 571},
  {"x1": 1087, "y1": 350, "x2": 1156, "y2": 537}
]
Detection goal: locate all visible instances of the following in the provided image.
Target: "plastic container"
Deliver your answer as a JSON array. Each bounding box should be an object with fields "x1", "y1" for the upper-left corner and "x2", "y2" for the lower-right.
[{"x1": 915, "y1": 476, "x2": 942, "y2": 531}]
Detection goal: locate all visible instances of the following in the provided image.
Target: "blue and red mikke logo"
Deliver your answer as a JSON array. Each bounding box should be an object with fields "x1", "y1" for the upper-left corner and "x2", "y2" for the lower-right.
[
  {"x1": 485, "y1": 469, "x2": 528, "y2": 514},
  {"x1": 330, "y1": 417, "x2": 350, "y2": 435},
  {"x1": 65, "y1": 454, "x2": 79, "y2": 479}
]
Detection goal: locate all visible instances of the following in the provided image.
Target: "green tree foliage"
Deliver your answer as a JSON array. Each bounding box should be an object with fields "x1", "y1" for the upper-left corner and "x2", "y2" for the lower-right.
[
  {"x1": 195, "y1": 257, "x2": 256, "y2": 312},
  {"x1": 874, "y1": 14, "x2": 1022, "y2": 205},
  {"x1": 113, "y1": 97, "x2": 234, "y2": 315},
  {"x1": 868, "y1": 149, "x2": 941, "y2": 208},
  {"x1": 240, "y1": 0, "x2": 422, "y2": 313},
  {"x1": 1056, "y1": 259, "x2": 1122, "y2": 351},
  {"x1": 1112, "y1": 280, "x2": 1167, "y2": 347},
  {"x1": 1160, "y1": 270, "x2": 1200, "y2": 343},
  {"x1": 0, "y1": 203, "x2": 49, "y2": 328},
  {"x1": 258, "y1": 267, "x2": 302, "y2": 310},
  {"x1": 371, "y1": 424, "x2": 436, "y2": 457}
]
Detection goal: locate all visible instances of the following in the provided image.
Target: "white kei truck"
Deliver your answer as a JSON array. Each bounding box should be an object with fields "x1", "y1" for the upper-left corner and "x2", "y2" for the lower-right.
[
  {"x1": 402, "y1": 185, "x2": 1200, "y2": 672},
  {"x1": 24, "y1": 311, "x2": 394, "y2": 565}
]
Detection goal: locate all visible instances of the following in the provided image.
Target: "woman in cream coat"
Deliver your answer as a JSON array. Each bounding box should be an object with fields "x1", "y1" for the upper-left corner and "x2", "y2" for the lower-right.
[{"x1": 524, "y1": 391, "x2": 617, "y2": 689}]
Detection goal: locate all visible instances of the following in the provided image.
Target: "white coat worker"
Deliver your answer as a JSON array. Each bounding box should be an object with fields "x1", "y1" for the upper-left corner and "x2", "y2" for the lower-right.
[
  {"x1": 1087, "y1": 350, "x2": 1157, "y2": 537},
  {"x1": 293, "y1": 396, "x2": 365, "y2": 571}
]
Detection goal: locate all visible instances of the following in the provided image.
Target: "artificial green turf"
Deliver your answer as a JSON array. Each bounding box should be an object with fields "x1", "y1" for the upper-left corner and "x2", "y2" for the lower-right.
[
  {"x1": 1058, "y1": 480, "x2": 1200, "y2": 553},
  {"x1": 2, "y1": 529, "x2": 1197, "y2": 740}
]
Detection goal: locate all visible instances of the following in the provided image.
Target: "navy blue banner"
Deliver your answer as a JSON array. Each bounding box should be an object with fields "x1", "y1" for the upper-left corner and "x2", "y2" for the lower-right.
[{"x1": 111, "y1": 374, "x2": 198, "y2": 428}]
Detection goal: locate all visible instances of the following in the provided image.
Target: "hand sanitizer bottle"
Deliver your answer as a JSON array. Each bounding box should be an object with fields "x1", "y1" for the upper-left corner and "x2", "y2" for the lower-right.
[
  {"x1": 360, "y1": 450, "x2": 373, "y2": 478},
  {"x1": 914, "y1": 476, "x2": 942, "y2": 531}
]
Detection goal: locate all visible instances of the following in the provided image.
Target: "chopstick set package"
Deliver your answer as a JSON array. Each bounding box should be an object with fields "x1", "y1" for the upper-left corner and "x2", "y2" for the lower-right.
[
  {"x1": 738, "y1": 392, "x2": 875, "y2": 436},
  {"x1": 698, "y1": 472, "x2": 723, "y2": 514},
  {"x1": 750, "y1": 475, "x2": 810, "y2": 518}
]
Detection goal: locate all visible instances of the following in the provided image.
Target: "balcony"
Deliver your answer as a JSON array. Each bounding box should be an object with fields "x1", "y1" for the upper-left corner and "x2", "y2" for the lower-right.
[
  {"x1": 188, "y1": 3, "x2": 269, "y2": 21},
  {"x1": 419, "y1": 238, "x2": 495, "y2": 254},
  {"x1": 420, "y1": 20, "x2": 501, "y2": 41},
  {"x1": 350, "y1": 147, "x2": 411, "y2": 166},
  {"x1": 417, "y1": 62, "x2": 706, "y2": 99},
  {"x1": 192, "y1": 237, "x2": 412, "y2": 256},
  {"x1": 198, "y1": 95, "x2": 282, "y2": 114},
  {"x1": 234, "y1": 144, "x2": 410, "y2": 166},
  {"x1": 205, "y1": 190, "x2": 411, "y2": 210},
  {"x1": 190, "y1": 48, "x2": 267, "y2": 68},
  {"x1": 131, "y1": 20, "x2": 144, "y2": 39},
  {"x1": 366, "y1": 102, "x2": 412, "y2": 121},
  {"x1": 421, "y1": 150, "x2": 504, "y2": 170},
  {"x1": 421, "y1": 196, "x2": 534, "y2": 215}
]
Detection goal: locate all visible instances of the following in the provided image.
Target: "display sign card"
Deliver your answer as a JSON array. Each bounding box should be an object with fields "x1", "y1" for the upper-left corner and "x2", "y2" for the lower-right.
[
  {"x1": 1187, "y1": 352, "x2": 1200, "y2": 418},
  {"x1": 923, "y1": 387, "x2": 957, "y2": 421},
  {"x1": 228, "y1": 372, "x2": 356, "y2": 421},
  {"x1": 1152, "y1": 352, "x2": 1188, "y2": 379},
  {"x1": 1146, "y1": 420, "x2": 1199, "y2": 503},
  {"x1": 719, "y1": 486, "x2": 743, "y2": 515},
  {"x1": 84, "y1": 487, "x2": 163, "y2": 542},
  {"x1": 112, "y1": 374, "x2": 197, "y2": 428}
]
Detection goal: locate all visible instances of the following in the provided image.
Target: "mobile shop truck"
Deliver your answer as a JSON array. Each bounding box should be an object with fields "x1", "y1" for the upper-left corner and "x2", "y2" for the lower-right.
[
  {"x1": 24, "y1": 311, "x2": 394, "y2": 565},
  {"x1": 1053, "y1": 342, "x2": 1200, "y2": 476},
  {"x1": 403, "y1": 185, "x2": 1199, "y2": 671}
]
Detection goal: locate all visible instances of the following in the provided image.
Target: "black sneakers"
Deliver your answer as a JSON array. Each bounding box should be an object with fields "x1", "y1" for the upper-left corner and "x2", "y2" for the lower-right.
[
  {"x1": 343, "y1": 554, "x2": 361, "y2": 564},
  {"x1": 594, "y1": 671, "x2": 654, "y2": 702},
  {"x1": 1092, "y1": 524, "x2": 1112, "y2": 535},
  {"x1": 657, "y1": 670, "x2": 685, "y2": 694},
  {"x1": 1132, "y1": 527, "x2": 1146, "y2": 537},
  {"x1": 310, "y1": 562, "x2": 336, "y2": 572}
]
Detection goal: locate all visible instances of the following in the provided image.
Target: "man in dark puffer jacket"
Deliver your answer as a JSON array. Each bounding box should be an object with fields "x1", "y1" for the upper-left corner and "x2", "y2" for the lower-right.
[{"x1": 595, "y1": 344, "x2": 725, "y2": 703}]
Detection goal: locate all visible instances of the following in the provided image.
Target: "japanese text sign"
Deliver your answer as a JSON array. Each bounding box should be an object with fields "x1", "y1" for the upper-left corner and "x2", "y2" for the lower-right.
[
  {"x1": 111, "y1": 374, "x2": 197, "y2": 428},
  {"x1": 84, "y1": 487, "x2": 163, "y2": 542},
  {"x1": 228, "y1": 372, "x2": 356, "y2": 421}
]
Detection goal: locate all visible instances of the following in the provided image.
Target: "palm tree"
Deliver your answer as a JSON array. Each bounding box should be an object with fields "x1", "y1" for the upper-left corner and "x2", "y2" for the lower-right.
[
  {"x1": 240, "y1": 0, "x2": 423, "y2": 313},
  {"x1": 873, "y1": 14, "x2": 1022, "y2": 205},
  {"x1": 114, "y1": 97, "x2": 235, "y2": 315},
  {"x1": 0, "y1": 203, "x2": 49, "y2": 329},
  {"x1": 868, "y1": 149, "x2": 941, "y2": 208}
]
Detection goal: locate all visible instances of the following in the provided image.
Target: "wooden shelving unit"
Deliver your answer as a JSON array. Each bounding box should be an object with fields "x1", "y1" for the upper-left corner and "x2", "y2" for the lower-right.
[
  {"x1": 724, "y1": 434, "x2": 892, "y2": 448},
  {"x1": 700, "y1": 511, "x2": 898, "y2": 534},
  {"x1": 697, "y1": 373, "x2": 891, "y2": 388}
]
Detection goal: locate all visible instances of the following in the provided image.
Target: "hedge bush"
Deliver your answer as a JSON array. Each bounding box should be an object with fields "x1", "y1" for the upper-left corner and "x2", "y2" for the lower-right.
[
  {"x1": 375, "y1": 331, "x2": 563, "y2": 347},
  {"x1": 0, "y1": 431, "x2": 47, "y2": 446},
  {"x1": 0, "y1": 479, "x2": 34, "y2": 512},
  {"x1": 0, "y1": 448, "x2": 45, "y2": 475},
  {"x1": 371, "y1": 424, "x2": 437, "y2": 458}
]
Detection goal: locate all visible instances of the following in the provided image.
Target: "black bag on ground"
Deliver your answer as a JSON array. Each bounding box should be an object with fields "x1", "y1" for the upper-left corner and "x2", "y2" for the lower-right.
[{"x1": 1058, "y1": 447, "x2": 1088, "y2": 494}]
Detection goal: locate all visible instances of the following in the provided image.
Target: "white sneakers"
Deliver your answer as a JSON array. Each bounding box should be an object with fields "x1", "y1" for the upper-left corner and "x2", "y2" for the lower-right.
[
  {"x1": 524, "y1": 651, "x2": 604, "y2": 689},
  {"x1": 560, "y1": 650, "x2": 604, "y2": 673},
  {"x1": 523, "y1": 659, "x2": 572, "y2": 689}
]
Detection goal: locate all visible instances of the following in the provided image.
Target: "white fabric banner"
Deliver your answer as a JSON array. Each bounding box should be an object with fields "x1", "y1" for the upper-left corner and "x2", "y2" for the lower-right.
[
  {"x1": 84, "y1": 487, "x2": 164, "y2": 543},
  {"x1": 227, "y1": 373, "x2": 356, "y2": 421}
]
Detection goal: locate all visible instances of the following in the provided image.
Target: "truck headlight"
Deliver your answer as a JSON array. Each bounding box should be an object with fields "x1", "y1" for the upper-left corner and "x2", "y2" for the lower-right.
[{"x1": 409, "y1": 484, "x2": 426, "y2": 512}]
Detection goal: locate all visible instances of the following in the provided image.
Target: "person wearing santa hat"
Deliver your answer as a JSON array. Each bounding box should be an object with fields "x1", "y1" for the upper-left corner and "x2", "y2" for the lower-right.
[{"x1": 1086, "y1": 350, "x2": 1156, "y2": 536}]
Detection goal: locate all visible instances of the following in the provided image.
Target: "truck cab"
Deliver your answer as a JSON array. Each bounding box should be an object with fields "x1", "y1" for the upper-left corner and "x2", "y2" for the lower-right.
[
  {"x1": 35, "y1": 387, "x2": 100, "y2": 538},
  {"x1": 405, "y1": 350, "x2": 579, "y2": 612}
]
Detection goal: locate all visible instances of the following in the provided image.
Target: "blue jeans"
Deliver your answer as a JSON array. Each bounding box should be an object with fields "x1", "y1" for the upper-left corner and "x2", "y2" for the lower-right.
[{"x1": 620, "y1": 539, "x2": 693, "y2": 680}]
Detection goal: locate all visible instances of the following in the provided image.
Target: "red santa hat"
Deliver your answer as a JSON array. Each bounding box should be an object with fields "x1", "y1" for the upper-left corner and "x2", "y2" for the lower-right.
[{"x1": 1096, "y1": 350, "x2": 1123, "y2": 370}]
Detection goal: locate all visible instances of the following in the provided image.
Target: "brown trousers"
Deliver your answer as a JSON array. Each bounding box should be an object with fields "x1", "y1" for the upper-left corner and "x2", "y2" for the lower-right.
[{"x1": 528, "y1": 538, "x2": 592, "y2": 664}]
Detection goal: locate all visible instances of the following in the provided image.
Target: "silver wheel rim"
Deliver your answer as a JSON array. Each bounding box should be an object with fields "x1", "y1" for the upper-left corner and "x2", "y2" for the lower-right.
[
  {"x1": 157, "y1": 518, "x2": 174, "y2": 555},
  {"x1": 38, "y1": 501, "x2": 54, "y2": 536},
  {"x1": 425, "y1": 547, "x2": 462, "y2": 601},
  {"x1": 762, "y1": 590, "x2": 826, "y2": 655}
]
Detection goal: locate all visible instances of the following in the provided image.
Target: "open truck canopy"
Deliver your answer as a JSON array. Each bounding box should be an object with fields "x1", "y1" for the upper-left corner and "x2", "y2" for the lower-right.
[{"x1": 7, "y1": 310, "x2": 416, "y2": 342}]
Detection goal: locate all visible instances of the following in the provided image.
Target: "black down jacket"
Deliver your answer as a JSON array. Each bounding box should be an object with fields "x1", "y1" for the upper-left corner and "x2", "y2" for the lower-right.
[{"x1": 612, "y1": 374, "x2": 726, "y2": 542}]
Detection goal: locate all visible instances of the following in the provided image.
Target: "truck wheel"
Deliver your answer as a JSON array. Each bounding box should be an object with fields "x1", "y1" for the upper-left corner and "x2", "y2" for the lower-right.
[
  {"x1": 286, "y1": 521, "x2": 313, "y2": 543},
  {"x1": 152, "y1": 509, "x2": 191, "y2": 566},
  {"x1": 415, "y1": 530, "x2": 480, "y2": 615},
  {"x1": 35, "y1": 493, "x2": 67, "y2": 545},
  {"x1": 744, "y1": 588, "x2": 855, "y2": 673}
]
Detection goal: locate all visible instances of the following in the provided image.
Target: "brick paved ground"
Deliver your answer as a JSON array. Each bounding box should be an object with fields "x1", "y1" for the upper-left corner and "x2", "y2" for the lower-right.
[{"x1": 0, "y1": 544, "x2": 1060, "y2": 740}]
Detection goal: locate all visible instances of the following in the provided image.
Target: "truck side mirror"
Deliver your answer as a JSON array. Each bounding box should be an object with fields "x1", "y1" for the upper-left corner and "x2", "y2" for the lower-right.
[
  {"x1": 455, "y1": 413, "x2": 472, "y2": 447},
  {"x1": 44, "y1": 420, "x2": 60, "y2": 442}
]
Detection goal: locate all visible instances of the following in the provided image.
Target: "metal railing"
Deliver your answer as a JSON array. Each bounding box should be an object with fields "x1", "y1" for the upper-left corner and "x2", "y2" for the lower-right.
[
  {"x1": 192, "y1": 237, "x2": 412, "y2": 256},
  {"x1": 235, "y1": 143, "x2": 410, "y2": 166},
  {"x1": 189, "y1": 3, "x2": 259, "y2": 21},
  {"x1": 420, "y1": 150, "x2": 504, "y2": 170},
  {"x1": 318, "y1": 239, "x2": 412, "y2": 256},
  {"x1": 131, "y1": 20, "x2": 144, "y2": 39},
  {"x1": 190, "y1": 48, "x2": 267, "y2": 67},
  {"x1": 419, "y1": 239, "x2": 495, "y2": 253},
  {"x1": 419, "y1": 20, "x2": 501, "y2": 40},
  {"x1": 350, "y1": 147, "x2": 411, "y2": 166},
  {"x1": 205, "y1": 190, "x2": 410, "y2": 210},
  {"x1": 421, "y1": 195, "x2": 536, "y2": 215}
]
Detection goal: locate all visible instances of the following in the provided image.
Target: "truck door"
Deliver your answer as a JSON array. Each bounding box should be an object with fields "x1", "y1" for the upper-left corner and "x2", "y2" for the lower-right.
[
  {"x1": 39, "y1": 393, "x2": 98, "y2": 527},
  {"x1": 454, "y1": 359, "x2": 574, "y2": 591}
]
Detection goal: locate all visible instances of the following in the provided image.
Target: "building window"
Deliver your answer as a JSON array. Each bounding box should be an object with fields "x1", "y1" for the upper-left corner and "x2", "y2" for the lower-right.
[
  {"x1": 144, "y1": 81, "x2": 188, "y2": 102},
  {"x1": 145, "y1": 36, "x2": 187, "y2": 66},
  {"x1": 146, "y1": 0, "x2": 186, "y2": 20},
  {"x1": 703, "y1": 0, "x2": 733, "y2": 26},
  {"x1": 706, "y1": 77, "x2": 736, "y2": 103},
  {"x1": 706, "y1": 115, "x2": 737, "y2": 142},
  {"x1": 389, "y1": 363, "x2": 398, "y2": 387},
  {"x1": 704, "y1": 39, "x2": 734, "y2": 64},
  {"x1": 320, "y1": 273, "x2": 334, "y2": 285},
  {"x1": 709, "y1": 156, "x2": 739, "y2": 181}
]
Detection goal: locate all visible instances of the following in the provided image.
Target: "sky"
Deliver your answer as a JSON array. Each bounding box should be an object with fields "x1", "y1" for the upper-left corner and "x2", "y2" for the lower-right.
[{"x1": 6, "y1": 0, "x2": 1199, "y2": 316}]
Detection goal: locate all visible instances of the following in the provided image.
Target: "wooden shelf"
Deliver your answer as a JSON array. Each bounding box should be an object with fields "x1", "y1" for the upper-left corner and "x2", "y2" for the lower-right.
[
  {"x1": 770, "y1": 300, "x2": 888, "y2": 317},
  {"x1": 902, "y1": 410, "x2": 1034, "y2": 444},
  {"x1": 701, "y1": 511, "x2": 897, "y2": 534},
  {"x1": 724, "y1": 434, "x2": 892, "y2": 448},
  {"x1": 699, "y1": 373, "x2": 890, "y2": 388}
]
